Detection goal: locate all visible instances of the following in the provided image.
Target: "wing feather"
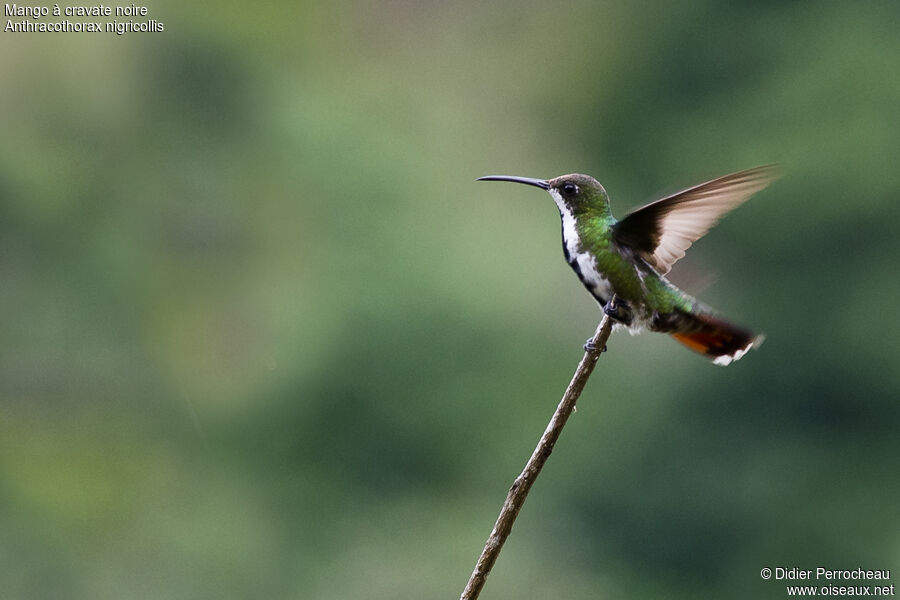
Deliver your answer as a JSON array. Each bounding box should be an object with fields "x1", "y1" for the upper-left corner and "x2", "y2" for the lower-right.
[{"x1": 612, "y1": 165, "x2": 780, "y2": 274}]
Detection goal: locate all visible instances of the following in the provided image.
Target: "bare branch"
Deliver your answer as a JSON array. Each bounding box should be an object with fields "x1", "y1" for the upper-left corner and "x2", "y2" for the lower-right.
[{"x1": 459, "y1": 307, "x2": 616, "y2": 600}]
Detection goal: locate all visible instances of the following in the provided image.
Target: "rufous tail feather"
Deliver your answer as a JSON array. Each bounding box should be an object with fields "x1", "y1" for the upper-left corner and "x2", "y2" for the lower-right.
[{"x1": 669, "y1": 312, "x2": 763, "y2": 366}]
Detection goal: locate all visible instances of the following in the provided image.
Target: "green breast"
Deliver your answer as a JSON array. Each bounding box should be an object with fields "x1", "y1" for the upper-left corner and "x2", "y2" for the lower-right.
[{"x1": 586, "y1": 240, "x2": 693, "y2": 315}]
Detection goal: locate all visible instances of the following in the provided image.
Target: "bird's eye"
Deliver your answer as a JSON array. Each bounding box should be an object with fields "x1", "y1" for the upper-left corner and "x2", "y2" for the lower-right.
[{"x1": 562, "y1": 182, "x2": 578, "y2": 195}]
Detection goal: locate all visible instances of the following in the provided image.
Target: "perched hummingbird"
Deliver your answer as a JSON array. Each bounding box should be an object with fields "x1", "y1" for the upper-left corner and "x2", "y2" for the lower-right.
[{"x1": 477, "y1": 166, "x2": 779, "y2": 365}]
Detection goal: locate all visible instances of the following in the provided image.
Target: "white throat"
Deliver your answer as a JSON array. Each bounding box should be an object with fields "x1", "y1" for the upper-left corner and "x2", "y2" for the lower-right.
[
  {"x1": 548, "y1": 188, "x2": 614, "y2": 304},
  {"x1": 549, "y1": 189, "x2": 580, "y2": 253}
]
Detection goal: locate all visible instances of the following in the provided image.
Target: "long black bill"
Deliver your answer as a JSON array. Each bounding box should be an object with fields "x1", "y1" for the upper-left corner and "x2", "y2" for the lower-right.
[{"x1": 476, "y1": 175, "x2": 550, "y2": 190}]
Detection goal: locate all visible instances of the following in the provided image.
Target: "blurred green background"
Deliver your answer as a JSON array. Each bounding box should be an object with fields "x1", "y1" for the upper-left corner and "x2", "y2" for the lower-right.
[{"x1": 1, "y1": 1, "x2": 898, "y2": 598}]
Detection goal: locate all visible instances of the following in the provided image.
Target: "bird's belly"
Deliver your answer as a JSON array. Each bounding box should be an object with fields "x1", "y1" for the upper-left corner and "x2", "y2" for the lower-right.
[
  {"x1": 565, "y1": 246, "x2": 654, "y2": 330},
  {"x1": 567, "y1": 249, "x2": 613, "y2": 305}
]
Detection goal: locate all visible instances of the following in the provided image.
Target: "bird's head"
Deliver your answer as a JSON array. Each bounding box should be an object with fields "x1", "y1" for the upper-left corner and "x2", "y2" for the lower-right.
[{"x1": 477, "y1": 173, "x2": 609, "y2": 215}]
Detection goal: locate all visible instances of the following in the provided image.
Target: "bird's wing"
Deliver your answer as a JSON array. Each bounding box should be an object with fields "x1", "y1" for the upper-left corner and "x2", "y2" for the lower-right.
[{"x1": 611, "y1": 165, "x2": 780, "y2": 275}]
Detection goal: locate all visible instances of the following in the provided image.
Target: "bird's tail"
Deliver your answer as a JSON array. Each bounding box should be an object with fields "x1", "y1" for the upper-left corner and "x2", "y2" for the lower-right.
[{"x1": 668, "y1": 311, "x2": 763, "y2": 366}]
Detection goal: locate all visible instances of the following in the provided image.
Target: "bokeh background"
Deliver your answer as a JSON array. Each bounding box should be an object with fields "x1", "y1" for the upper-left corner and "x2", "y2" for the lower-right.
[{"x1": 1, "y1": 1, "x2": 898, "y2": 598}]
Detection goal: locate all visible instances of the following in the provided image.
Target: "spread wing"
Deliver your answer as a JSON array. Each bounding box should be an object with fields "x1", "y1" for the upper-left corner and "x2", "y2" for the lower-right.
[{"x1": 611, "y1": 165, "x2": 780, "y2": 275}]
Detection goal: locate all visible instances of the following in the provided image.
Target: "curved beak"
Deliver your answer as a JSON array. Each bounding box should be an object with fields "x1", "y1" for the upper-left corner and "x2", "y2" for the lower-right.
[{"x1": 476, "y1": 175, "x2": 550, "y2": 190}]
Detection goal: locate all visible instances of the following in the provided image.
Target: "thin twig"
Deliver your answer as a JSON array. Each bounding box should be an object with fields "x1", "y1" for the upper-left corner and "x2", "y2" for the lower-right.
[{"x1": 459, "y1": 304, "x2": 617, "y2": 600}]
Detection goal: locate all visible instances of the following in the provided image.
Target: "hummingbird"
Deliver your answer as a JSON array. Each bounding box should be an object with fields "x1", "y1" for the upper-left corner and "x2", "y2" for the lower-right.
[{"x1": 477, "y1": 165, "x2": 779, "y2": 365}]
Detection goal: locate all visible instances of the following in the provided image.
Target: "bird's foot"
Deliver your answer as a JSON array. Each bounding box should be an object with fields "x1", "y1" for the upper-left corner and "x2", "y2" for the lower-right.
[
  {"x1": 602, "y1": 298, "x2": 633, "y2": 325},
  {"x1": 583, "y1": 338, "x2": 608, "y2": 353}
]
